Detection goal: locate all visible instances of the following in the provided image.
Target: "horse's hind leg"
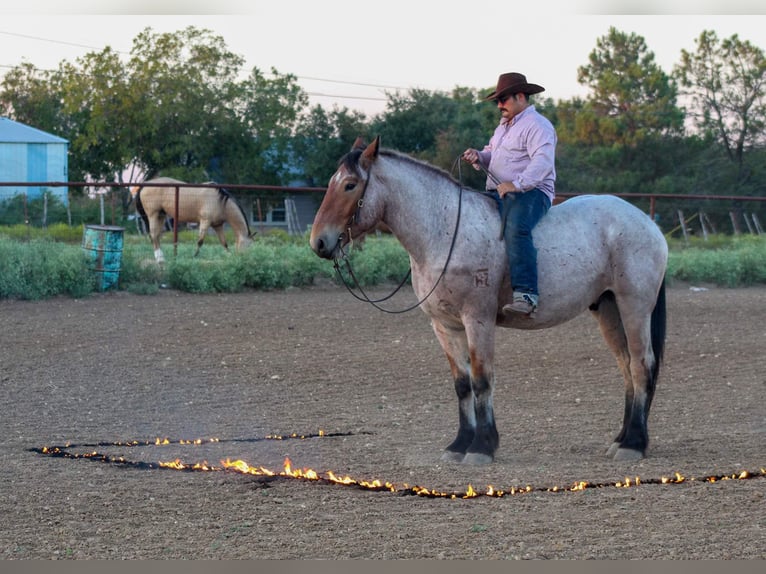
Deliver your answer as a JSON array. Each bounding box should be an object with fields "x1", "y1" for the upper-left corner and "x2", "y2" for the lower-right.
[
  {"x1": 149, "y1": 218, "x2": 165, "y2": 263},
  {"x1": 592, "y1": 291, "x2": 660, "y2": 461}
]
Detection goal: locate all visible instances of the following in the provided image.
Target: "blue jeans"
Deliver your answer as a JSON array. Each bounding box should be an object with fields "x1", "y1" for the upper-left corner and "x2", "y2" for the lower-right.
[{"x1": 492, "y1": 189, "x2": 551, "y2": 295}]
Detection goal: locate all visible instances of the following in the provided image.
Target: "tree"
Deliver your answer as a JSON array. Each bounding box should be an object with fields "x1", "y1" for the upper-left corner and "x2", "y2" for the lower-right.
[
  {"x1": 0, "y1": 62, "x2": 65, "y2": 134},
  {"x1": 369, "y1": 88, "x2": 459, "y2": 156},
  {"x1": 575, "y1": 27, "x2": 684, "y2": 147},
  {"x1": 291, "y1": 105, "x2": 369, "y2": 187},
  {"x1": 674, "y1": 30, "x2": 766, "y2": 177},
  {"x1": 237, "y1": 67, "x2": 309, "y2": 185},
  {"x1": 56, "y1": 48, "x2": 134, "y2": 183},
  {"x1": 125, "y1": 26, "x2": 249, "y2": 182}
]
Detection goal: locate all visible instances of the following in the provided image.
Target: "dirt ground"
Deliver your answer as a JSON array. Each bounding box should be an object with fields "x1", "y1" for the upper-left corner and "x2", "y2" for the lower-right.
[{"x1": 0, "y1": 283, "x2": 763, "y2": 559}]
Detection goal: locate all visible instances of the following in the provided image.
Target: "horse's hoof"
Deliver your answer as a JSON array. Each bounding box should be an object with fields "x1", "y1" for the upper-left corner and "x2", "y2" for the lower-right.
[
  {"x1": 461, "y1": 452, "x2": 494, "y2": 466},
  {"x1": 440, "y1": 451, "x2": 465, "y2": 464},
  {"x1": 605, "y1": 442, "x2": 620, "y2": 458},
  {"x1": 612, "y1": 447, "x2": 645, "y2": 461}
]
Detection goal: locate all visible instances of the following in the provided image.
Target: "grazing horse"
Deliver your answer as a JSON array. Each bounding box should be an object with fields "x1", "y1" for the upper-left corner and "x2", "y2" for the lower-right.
[
  {"x1": 310, "y1": 137, "x2": 668, "y2": 465},
  {"x1": 132, "y1": 177, "x2": 253, "y2": 263}
]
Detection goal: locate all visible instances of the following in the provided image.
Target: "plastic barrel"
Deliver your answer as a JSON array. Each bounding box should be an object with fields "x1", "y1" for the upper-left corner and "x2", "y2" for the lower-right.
[{"x1": 82, "y1": 225, "x2": 125, "y2": 291}]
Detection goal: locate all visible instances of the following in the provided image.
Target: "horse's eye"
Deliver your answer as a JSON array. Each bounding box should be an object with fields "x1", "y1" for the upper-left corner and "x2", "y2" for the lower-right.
[{"x1": 344, "y1": 182, "x2": 356, "y2": 192}]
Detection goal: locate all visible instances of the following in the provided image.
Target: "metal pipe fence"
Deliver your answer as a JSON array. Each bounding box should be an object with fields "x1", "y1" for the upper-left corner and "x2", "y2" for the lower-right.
[{"x1": 1, "y1": 181, "x2": 764, "y2": 246}]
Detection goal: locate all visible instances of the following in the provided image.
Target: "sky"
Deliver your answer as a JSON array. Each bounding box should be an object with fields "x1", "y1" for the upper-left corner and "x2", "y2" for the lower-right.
[{"x1": 0, "y1": 1, "x2": 765, "y2": 117}]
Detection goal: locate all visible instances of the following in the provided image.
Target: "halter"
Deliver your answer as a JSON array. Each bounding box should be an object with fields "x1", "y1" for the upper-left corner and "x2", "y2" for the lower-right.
[{"x1": 332, "y1": 156, "x2": 465, "y2": 314}]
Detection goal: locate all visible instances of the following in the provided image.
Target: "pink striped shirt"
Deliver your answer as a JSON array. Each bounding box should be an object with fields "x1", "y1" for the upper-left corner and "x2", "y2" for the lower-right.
[{"x1": 476, "y1": 105, "x2": 557, "y2": 203}]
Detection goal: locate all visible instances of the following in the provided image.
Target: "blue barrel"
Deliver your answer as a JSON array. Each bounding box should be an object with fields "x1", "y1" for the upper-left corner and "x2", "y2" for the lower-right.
[{"x1": 82, "y1": 225, "x2": 125, "y2": 291}]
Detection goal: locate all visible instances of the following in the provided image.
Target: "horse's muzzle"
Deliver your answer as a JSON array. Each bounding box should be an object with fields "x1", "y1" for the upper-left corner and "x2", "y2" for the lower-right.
[{"x1": 311, "y1": 232, "x2": 343, "y2": 260}]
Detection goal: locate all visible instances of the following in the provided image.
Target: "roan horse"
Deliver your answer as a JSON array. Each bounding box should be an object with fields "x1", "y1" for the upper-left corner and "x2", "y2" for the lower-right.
[
  {"x1": 310, "y1": 137, "x2": 668, "y2": 465},
  {"x1": 132, "y1": 176, "x2": 253, "y2": 263}
]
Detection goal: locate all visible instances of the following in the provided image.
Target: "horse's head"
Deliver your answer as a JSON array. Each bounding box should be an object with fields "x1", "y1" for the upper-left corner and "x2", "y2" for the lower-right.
[{"x1": 310, "y1": 136, "x2": 381, "y2": 259}]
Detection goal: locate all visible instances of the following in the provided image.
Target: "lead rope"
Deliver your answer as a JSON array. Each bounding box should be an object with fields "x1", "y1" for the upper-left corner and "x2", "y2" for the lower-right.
[{"x1": 332, "y1": 156, "x2": 466, "y2": 314}]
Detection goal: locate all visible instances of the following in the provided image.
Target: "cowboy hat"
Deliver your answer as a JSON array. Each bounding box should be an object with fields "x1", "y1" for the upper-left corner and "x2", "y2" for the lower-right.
[{"x1": 484, "y1": 72, "x2": 545, "y2": 101}]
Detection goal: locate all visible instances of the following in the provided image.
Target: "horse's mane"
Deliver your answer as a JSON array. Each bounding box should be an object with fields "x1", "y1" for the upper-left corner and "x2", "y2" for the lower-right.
[
  {"x1": 340, "y1": 147, "x2": 465, "y2": 188},
  {"x1": 215, "y1": 185, "x2": 252, "y2": 236}
]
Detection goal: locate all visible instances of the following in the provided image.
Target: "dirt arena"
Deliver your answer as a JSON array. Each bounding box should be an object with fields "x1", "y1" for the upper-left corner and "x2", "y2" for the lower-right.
[{"x1": 0, "y1": 283, "x2": 763, "y2": 559}]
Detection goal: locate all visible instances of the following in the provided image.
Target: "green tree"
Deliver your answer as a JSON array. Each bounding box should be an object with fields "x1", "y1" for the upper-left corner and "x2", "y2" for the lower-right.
[
  {"x1": 292, "y1": 104, "x2": 369, "y2": 187},
  {"x1": 0, "y1": 62, "x2": 65, "y2": 134},
  {"x1": 125, "y1": 26, "x2": 249, "y2": 182},
  {"x1": 430, "y1": 86, "x2": 499, "y2": 189},
  {"x1": 238, "y1": 67, "x2": 309, "y2": 185},
  {"x1": 575, "y1": 27, "x2": 684, "y2": 147},
  {"x1": 56, "y1": 48, "x2": 134, "y2": 183},
  {"x1": 674, "y1": 30, "x2": 766, "y2": 179},
  {"x1": 370, "y1": 88, "x2": 459, "y2": 156}
]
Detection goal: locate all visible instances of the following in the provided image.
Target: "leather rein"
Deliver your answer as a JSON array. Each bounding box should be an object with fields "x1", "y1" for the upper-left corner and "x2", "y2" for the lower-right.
[{"x1": 332, "y1": 157, "x2": 467, "y2": 314}]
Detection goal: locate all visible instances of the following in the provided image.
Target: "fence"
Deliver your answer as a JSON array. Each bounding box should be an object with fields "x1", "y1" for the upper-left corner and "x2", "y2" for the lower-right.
[{"x1": 2, "y1": 181, "x2": 765, "y2": 247}]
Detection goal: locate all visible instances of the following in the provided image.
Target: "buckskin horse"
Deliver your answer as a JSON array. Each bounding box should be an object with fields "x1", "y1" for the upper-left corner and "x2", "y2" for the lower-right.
[
  {"x1": 132, "y1": 177, "x2": 253, "y2": 263},
  {"x1": 310, "y1": 137, "x2": 668, "y2": 465}
]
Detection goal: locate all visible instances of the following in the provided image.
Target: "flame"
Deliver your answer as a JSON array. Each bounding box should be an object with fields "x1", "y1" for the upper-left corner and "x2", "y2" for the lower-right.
[{"x1": 31, "y1": 431, "x2": 765, "y2": 500}]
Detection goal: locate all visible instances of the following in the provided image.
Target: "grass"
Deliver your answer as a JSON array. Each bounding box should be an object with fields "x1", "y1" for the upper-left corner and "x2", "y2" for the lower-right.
[{"x1": 0, "y1": 227, "x2": 764, "y2": 300}]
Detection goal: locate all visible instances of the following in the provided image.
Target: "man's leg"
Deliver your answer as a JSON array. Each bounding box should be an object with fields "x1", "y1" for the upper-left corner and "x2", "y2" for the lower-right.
[{"x1": 502, "y1": 189, "x2": 550, "y2": 314}]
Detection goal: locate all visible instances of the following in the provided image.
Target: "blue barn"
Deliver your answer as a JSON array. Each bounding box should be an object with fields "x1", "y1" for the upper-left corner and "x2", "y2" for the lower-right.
[{"x1": 0, "y1": 117, "x2": 69, "y2": 206}]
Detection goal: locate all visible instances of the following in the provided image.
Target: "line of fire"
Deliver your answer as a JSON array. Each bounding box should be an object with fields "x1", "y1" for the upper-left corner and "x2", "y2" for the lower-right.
[{"x1": 29, "y1": 430, "x2": 765, "y2": 500}]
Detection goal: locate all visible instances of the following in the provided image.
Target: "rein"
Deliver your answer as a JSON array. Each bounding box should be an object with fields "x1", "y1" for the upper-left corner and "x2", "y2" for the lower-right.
[{"x1": 332, "y1": 156, "x2": 467, "y2": 314}]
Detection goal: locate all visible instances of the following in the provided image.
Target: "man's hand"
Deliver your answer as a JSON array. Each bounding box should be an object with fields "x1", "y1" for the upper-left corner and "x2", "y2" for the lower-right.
[
  {"x1": 497, "y1": 182, "x2": 519, "y2": 196},
  {"x1": 462, "y1": 148, "x2": 482, "y2": 170}
]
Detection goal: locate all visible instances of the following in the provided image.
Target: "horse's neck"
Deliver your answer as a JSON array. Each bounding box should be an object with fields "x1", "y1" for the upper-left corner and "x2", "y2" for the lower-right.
[
  {"x1": 225, "y1": 202, "x2": 249, "y2": 238},
  {"x1": 369, "y1": 159, "x2": 458, "y2": 264}
]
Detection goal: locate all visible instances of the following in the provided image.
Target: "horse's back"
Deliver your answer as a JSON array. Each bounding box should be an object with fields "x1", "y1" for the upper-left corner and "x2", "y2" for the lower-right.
[
  {"x1": 512, "y1": 195, "x2": 667, "y2": 328},
  {"x1": 139, "y1": 178, "x2": 225, "y2": 222}
]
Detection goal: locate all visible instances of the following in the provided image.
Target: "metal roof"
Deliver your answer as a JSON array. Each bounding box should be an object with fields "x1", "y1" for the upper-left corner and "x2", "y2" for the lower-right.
[{"x1": 0, "y1": 117, "x2": 68, "y2": 144}]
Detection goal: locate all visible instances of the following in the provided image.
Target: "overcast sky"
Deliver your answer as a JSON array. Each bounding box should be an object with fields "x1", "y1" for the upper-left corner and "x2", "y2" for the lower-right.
[{"x1": 1, "y1": 1, "x2": 764, "y2": 116}]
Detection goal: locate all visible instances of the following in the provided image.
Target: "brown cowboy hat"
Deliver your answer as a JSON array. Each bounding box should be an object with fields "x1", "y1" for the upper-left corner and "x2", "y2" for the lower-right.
[{"x1": 484, "y1": 72, "x2": 545, "y2": 101}]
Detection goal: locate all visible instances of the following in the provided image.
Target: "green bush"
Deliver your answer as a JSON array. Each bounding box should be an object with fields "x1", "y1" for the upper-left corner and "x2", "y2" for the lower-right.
[
  {"x1": 334, "y1": 236, "x2": 411, "y2": 287},
  {"x1": 666, "y1": 236, "x2": 766, "y2": 286},
  {"x1": 0, "y1": 227, "x2": 764, "y2": 300},
  {"x1": 0, "y1": 236, "x2": 93, "y2": 299}
]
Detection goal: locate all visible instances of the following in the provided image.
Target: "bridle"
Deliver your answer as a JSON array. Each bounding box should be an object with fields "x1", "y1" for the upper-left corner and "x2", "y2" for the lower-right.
[{"x1": 332, "y1": 155, "x2": 466, "y2": 314}]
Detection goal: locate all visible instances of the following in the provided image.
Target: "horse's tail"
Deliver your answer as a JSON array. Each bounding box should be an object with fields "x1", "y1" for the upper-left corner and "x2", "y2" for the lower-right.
[
  {"x1": 650, "y1": 275, "x2": 667, "y2": 382},
  {"x1": 217, "y1": 187, "x2": 253, "y2": 238},
  {"x1": 135, "y1": 188, "x2": 150, "y2": 233}
]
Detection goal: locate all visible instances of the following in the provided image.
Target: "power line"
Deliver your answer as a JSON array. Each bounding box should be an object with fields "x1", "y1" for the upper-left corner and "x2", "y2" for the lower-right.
[
  {"x1": 297, "y1": 75, "x2": 409, "y2": 91},
  {"x1": 0, "y1": 29, "x2": 413, "y2": 95},
  {"x1": 0, "y1": 30, "x2": 127, "y2": 55},
  {"x1": 306, "y1": 92, "x2": 388, "y2": 102}
]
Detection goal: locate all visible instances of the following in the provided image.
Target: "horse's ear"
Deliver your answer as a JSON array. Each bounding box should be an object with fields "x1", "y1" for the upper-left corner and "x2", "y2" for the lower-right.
[
  {"x1": 360, "y1": 136, "x2": 380, "y2": 167},
  {"x1": 351, "y1": 136, "x2": 366, "y2": 151}
]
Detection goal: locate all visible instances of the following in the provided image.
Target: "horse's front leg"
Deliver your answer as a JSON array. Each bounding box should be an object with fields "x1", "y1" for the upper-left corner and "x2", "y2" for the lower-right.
[
  {"x1": 462, "y1": 320, "x2": 499, "y2": 465},
  {"x1": 194, "y1": 222, "x2": 213, "y2": 257},
  {"x1": 433, "y1": 320, "x2": 499, "y2": 465},
  {"x1": 432, "y1": 322, "x2": 474, "y2": 464},
  {"x1": 211, "y1": 223, "x2": 230, "y2": 254}
]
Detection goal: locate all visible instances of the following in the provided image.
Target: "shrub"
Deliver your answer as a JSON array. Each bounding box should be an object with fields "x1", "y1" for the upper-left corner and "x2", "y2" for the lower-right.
[{"x1": 0, "y1": 236, "x2": 93, "y2": 299}]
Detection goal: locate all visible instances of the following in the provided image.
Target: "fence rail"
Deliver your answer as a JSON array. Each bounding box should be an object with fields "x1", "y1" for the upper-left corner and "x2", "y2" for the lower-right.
[{"x1": 2, "y1": 181, "x2": 764, "y2": 245}]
